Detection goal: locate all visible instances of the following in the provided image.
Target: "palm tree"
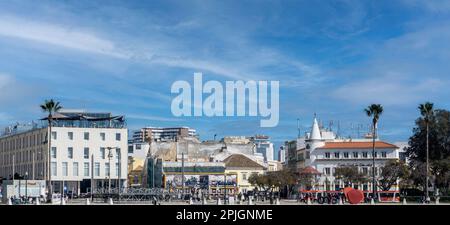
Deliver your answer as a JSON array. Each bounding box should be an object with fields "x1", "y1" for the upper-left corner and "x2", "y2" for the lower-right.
[
  {"x1": 40, "y1": 99, "x2": 62, "y2": 202},
  {"x1": 419, "y1": 102, "x2": 433, "y2": 202},
  {"x1": 365, "y1": 104, "x2": 383, "y2": 201}
]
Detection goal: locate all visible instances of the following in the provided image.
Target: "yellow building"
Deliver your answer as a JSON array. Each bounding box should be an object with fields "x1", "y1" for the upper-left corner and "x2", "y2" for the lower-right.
[
  {"x1": 128, "y1": 157, "x2": 145, "y2": 187},
  {"x1": 223, "y1": 154, "x2": 265, "y2": 193}
]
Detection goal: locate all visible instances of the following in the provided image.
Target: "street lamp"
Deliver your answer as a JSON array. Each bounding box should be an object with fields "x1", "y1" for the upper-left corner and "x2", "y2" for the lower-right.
[
  {"x1": 25, "y1": 172, "x2": 28, "y2": 200},
  {"x1": 104, "y1": 147, "x2": 119, "y2": 196}
]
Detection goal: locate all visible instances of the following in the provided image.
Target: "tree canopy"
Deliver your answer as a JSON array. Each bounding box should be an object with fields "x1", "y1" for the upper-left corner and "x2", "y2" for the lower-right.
[
  {"x1": 334, "y1": 165, "x2": 368, "y2": 187},
  {"x1": 378, "y1": 160, "x2": 409, "y2": 191},
  {"x1": 405, "y1": 109, "x2": 450, "y2": 193}
]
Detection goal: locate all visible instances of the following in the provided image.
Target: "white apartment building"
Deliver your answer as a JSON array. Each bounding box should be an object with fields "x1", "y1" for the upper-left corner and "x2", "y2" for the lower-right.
[
  {"x1": 252, "y1": 135, "x2": 275, "y2": 162},
  {"x1": 131, "y1": 127, "x2": 197, "y2": 143},
  {"x1": 278, "y1": 148, "x2": 286, "y2": 163},
  {"x1": 297, "y1": 116, "x2": 401, "y2": 192},
  {"x1": 0, "y1": 111, "x2": 128, "y2": 195}
]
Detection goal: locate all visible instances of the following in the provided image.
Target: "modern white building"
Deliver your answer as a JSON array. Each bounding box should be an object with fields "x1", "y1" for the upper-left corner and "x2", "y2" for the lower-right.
[
  {"x1": 251, "y1": 135, "x2": 275, "y2": 162},
  {"x1": 278, "y1": 147, "x2": 286, "y2": 163},
  {"x1": 131, "y1": 127, "x2": 197, "y2": 143},
  {"x1": 0, "y1": 110, "x2": 128, "y2": 195},
  {"x1": 296, "y1": 116, "x2": 401, "y2": 192}
]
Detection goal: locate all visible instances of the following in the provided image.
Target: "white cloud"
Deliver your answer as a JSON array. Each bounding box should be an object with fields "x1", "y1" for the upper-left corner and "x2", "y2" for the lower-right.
[
  {"x1": 332, "y1": 74, "x2": 445, "y2": 106},
  {"x1": 0, "y1": 16, "x2": 129, "y2": 58}
]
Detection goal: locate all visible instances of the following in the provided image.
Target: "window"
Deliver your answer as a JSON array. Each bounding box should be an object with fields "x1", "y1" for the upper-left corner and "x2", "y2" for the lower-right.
[
  {"x1": 100, "y1": 148, "x2": 105, "y2": 159},
  {"x1": 324, "y1": 167, "x2": 331, "y2": 175},
  {"x1": 306, "y1": 151, "x2": 310, "y2": 159},
  {"x1": 84, "y1": 163, "x2": 89, "y2": 176},
  {"x1": 68, "y1": 132, "x2": 73, "y2": 140},
  {"x1": 51, "y1": 147, "x2": 57, "y2": 159},
  {"x1": 382, "y1": 152, "x2": 387, "y2": 158},
  {"x1": 116, "y1": 133, "x2": 121, "y2": 141},
  {"x1": 68, "y1": 147, "x2": 73, "y2": 159},
  {"x1": 136, "y1": 144, "x2": 142, "y2": 150},
  {"x1": 62, "y1": 162, "x2": 68, "y2": 176},
  {"x1": 105, "y1": 163, "x2": 110, "y2": 176},
  {"x1": 51, "y1": 162, "x2": 57, "y2": 176},
  {"x1": 325, "y1": 152, "x2": 330, "y2": 159},
  {"x1": 100, "y1": 133, "x2": 105, "y2": 141},
  {"x1": 73, "y1": 162, "x2": 79, "y2": 176},
  {"x1": 51, "y1": 132, "x2": 57, "y2": 140},
  {"x1": 334, "y1": 152, "x2": 340, "y2": 158},
  {"x1": 116, "y1": 148, "x2": 120, "y2": 160},
  {"x1": 242, "y1": 172, "x2": 247, "y2": 181},
  {"x1": 84, "y1": 148, "x2": 89, "y2": 159},
  {"x1": 115, "y1": 163, "x2": 119, "y2": 176},
  {"x1": 363, "y1": 152, "x2": 368, "y2": 158},
  {"x1": 94, "y1": 162, "x2": 100, "y2": 176},
  {"x1": 362, "y1": 167, "x2": 368, "y2": 175},
  {"x1": 373, "y1": 152, "x2": 378, "y2": 158},
  {"x1": 128, "y1": 146, "x2": 134, "y2": 154},
  {"x1": 344, "y1": 152, "x2": 349, "y2": 158},
  {"x1": 353, "y1": 152, "x2": 358, "y2": 158},
  {"x1": 84, "y1": 132, "x2": 89, "y2": 140}
]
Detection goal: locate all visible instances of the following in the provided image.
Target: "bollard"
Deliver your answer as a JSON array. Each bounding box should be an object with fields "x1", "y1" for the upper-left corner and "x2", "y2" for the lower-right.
[
  {"x1": 86, "y1": 198, "x2": 90, "y2": 205},
  {"x1": 338, "y1": 198, "x2": 343, "y2": 205},
  {"x1": 7, "y1": 198, "x2": 12, "y2": 205},
  {"x1": 248, "y1": 196, "x2": 253, "y2": 205},
  {"x1": 370, "y1": 199, "x2": 375, "y2": 205},
  {"x1": 307, "y1": 198, "x2": 311, "y2": 205},
  {"x1": 189, "y1": 197, "x2": 193, "y2": 205},
  {"x1": 402, "y1": 198, "x2": 407, "y2": 205},
  {"x1": 202, "y1": 197, "x2": 207, "y2": 205},
  {"x1": 109, "y1": 198, "x2": 114, "y2": 205},
  {"x1": 217, "y1": 198, "x2": 222, "y2": 205},
  {"x1": 276, "y1": 197, "x2": 280, "y2": 205},
  {"x1": 35, "y1": 198, "x2": 40, "y2": 205},
  {"x1": 436, "y1": 197, "x2": 440, "y2": 205},
  {"x1": 61, "y1": 198, "x2": 66, "y2": 205}
]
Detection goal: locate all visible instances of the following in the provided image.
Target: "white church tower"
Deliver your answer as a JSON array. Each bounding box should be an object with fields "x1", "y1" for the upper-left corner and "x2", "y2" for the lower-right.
[{"x1": 305, "y1": 115, "x2": 326, "y2": 165}]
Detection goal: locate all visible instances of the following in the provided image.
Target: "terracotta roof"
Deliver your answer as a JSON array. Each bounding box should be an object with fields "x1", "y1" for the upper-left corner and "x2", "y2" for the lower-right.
[
  {"x1": 300, "y1": 166, "x2": 321, "y2": 174},
  {"x1": 223, "y1": 154, "x2": 264, "y2": 169},
  {"x1": 316, "y1": 141, "x2": 398, "y2": 150}
]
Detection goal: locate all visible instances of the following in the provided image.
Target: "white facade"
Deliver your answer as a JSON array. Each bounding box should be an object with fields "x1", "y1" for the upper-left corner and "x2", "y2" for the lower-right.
[
  {"x1": 298, "y1": 116, "x2": 401, "y2": 191},
  {"x1": 50, "y1": 127, "x2": 128, "y2": 182},
  {"x1": 278, "y1": 149, "x2": 286, "y2": 163},
  {"x1": 131, "y1": 127, "x2": 196, "y2": 143},
  {"x1": 0, "y1": 126, "x2": 128, "y2": 194}
]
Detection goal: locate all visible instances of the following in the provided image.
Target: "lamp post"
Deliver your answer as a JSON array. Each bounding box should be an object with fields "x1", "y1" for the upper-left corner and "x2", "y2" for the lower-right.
[
  {"x1": 25, "y1": 172, "x2": 28, "y2": 200},
  {"x1": 224, "y1": 173, "x2": 227, "y2": 205},
  {"x1": 105, "y1": 147, "x2": 119, "y2": 197},
  {"x1": 181, "y1": 152, "x2": 185, "y2": 200}
]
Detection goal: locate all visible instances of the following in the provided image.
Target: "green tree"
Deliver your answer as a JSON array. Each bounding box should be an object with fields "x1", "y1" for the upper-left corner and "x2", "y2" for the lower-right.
[
  {"x1": 297, "y1": 168, "x2": 319, "y2": 190},
  {"x1": 365, "y1": 104, "x2": 383, "y2": 196},
  {"x1": 405, "y1": 109, "x2": 450, "y2": 194},
  {"x1": 377, "y1": 160, "x2": 409, "y2": 191},
  {"x1": 40, "y1": 99, "x2": 62, "y2": 202},
  {"x1": 419, "y1": 102, "x2": 434, "y2": 200},
  {"x1": 334, "y1": 165, "x2": 368, "y2": 187},
  {"x1": 267, "y1": 169, "x2": 297, "y2": 197},
  {"x1": 248, "y1": 173, "x2": 270, "y2": 192}
]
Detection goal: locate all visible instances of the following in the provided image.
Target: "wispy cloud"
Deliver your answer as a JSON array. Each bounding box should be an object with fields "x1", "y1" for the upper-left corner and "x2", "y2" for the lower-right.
[{"x1": 0, "y1": 15, "x2": 128, "y2": 58}]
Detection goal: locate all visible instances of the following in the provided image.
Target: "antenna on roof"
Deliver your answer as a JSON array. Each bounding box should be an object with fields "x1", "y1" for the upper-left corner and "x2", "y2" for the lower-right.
[
  {"x1": 297, "y1": 118, "x2": 301, "y2": 138},
  {"x1": 337, "y1": 120, "x2": 341, "y2": 138}
]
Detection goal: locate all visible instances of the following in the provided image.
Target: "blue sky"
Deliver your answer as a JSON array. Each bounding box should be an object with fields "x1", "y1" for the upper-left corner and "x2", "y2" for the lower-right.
[{"x1": 1, "y1": 0, "x2": 450, "y2": 157}]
